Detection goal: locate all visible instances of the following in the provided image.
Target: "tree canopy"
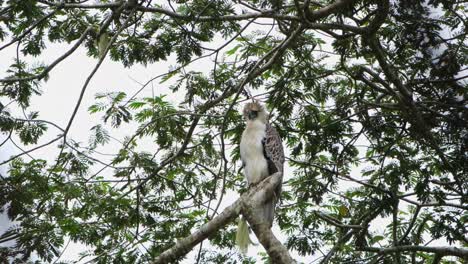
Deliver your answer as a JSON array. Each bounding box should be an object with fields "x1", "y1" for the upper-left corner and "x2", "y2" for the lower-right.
[{"x1": 0, "y1": 0, "x2": 467, "y2": 263}]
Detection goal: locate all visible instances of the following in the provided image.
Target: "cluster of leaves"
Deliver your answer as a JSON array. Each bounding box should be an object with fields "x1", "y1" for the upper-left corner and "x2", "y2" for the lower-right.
[{"x1": 0, "y1": 0, "x2": 466, "y2": 263}]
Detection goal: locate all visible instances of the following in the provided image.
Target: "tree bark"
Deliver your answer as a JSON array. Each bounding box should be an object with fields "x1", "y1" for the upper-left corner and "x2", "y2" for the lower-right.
[
  {"x1": 242, "y1": 200, "x2": 294, "y2": 264},
  {"x1": 153, "y1": 172, "x2": 290, "y2": 263}
]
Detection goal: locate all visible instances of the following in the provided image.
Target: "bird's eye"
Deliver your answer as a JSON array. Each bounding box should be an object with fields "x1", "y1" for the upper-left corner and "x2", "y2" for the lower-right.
[{"x1": 248, "y1": 110, "x2": 258, "y2": 119}]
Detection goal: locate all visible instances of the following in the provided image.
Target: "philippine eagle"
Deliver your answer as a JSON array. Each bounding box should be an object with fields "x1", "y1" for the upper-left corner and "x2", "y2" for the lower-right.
[{"x1": 236, "y1": 100, "x2": 284, "y2": 254}]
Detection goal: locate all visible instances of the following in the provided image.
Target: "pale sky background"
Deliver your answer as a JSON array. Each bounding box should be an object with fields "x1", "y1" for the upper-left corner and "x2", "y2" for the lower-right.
[{"x1": 0, "y1": 2, "x2": 464, "y2": 263}]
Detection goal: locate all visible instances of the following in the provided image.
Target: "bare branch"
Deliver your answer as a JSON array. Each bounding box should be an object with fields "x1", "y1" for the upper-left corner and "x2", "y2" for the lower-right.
[
  {"x1": 0, "y1": 135, "x2": 63, "y2": 165},
  {"x1": 0, "y1": 27, "x2": 92, "y2": 83},
  {"x1": 359, "y1": 245, "x2": 468, "y2": 259},
  {"x1": 0, "y1": 9, "x2": 59, "y2": 52}
]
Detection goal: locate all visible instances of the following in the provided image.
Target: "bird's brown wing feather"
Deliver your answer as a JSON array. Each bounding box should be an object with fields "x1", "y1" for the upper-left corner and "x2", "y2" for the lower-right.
[
  {"x1": 261, "y1": 123, "x2": 284, "y2": 226},
  {"x1": 262, "y1": 123, "x2": 284, "y2": 197},
  {"x1": 262, "y1": 123, "x2": 284, "y2": 175}
]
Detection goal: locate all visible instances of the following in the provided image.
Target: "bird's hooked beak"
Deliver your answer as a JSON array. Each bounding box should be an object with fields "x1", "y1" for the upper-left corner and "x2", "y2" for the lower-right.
[{"x1": 248, "y1": 110, "x2": 258, "y2": 120}]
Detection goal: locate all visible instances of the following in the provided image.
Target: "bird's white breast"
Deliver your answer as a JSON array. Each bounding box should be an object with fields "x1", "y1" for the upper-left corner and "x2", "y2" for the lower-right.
[{"x1": 240, "y1": 120, "x2": 269, "y2": 185}]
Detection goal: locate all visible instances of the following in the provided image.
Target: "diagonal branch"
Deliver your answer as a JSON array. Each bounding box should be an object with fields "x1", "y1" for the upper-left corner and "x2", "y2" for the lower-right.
[
  {"x1": 241, "y1": 176, "x2": 294, "y2": 263},
  {"x1": 305, "y1": 0, "x2": 357, "y2": 21},
  {"x1": 152, "y1": 172, "x2": 284, "y2": 263},
  {"x1": 0, "y1": 27, "x2": 92, "y2": 83},
  {"x1": 0, "y1": 9, "x2": 59, "y2": 52}
]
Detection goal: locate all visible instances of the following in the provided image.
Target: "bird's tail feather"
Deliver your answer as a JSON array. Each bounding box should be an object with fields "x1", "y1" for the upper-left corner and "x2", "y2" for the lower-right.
[{"x1": 236, "y1": 217, "x2": 250, "y2": 254}]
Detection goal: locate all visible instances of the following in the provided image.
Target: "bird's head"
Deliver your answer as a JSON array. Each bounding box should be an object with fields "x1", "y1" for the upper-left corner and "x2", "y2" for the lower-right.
[{"x1": 243, "y1": 100, "x2": 268, "y2": 124}]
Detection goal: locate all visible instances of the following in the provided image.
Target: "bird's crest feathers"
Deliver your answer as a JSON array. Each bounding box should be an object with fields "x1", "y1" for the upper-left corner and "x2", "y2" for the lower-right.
[
  {"x1": 243, "y1": 100, "x2": 268, "y2": 123},
  {"x1": 243, "y1": 100, "x2": 264, "y2": 116}
]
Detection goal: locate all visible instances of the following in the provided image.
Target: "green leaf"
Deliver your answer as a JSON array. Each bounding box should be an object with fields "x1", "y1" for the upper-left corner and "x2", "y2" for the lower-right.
[
  {"x1": 225, "y1": 44, "x2": 240, "y2": 56},
  {"x1": 338, "y1": 205, "x2": 349, "y2": 217}
]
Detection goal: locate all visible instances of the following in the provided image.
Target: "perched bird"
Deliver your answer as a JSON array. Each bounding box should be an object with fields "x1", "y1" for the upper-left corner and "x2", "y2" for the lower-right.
[{"x1": 236, "y1": 100, "x2": 284, "y2": 254}]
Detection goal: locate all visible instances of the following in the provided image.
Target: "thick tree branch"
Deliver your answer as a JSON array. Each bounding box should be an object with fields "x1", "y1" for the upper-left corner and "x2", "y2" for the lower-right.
[
  {"x1": 241, "y1": 174, "x2": 294, "y2": 264},
  {"x1": 153, "y1": 172, "x2": 284, "y2": 263},
  {"x1": 243, "y1": 215, "x2": 294, "y2": 264},
  {"x1": 305, "y1": 0, "x2": 357, "y2": 21},
  {"x1": 304, "y1": 0, "x2": 389, "y2": 35},
  {"x1": 152, "y1": 198, "x2": 241, "y2": 263}
]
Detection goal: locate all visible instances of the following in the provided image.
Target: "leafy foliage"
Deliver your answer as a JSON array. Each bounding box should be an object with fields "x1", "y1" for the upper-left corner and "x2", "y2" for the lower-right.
[{"x1": 0, "y1": 0, "x2": 466, "y2": 263}]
